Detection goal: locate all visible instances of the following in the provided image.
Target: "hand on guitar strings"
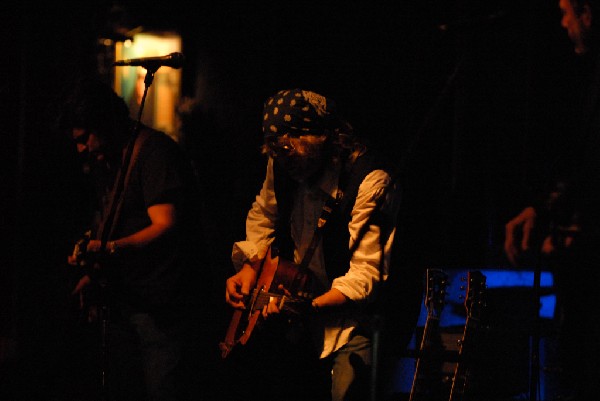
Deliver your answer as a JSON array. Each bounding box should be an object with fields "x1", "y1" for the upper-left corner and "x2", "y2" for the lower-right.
[
  {"x1": 504, "y1": 205, "x2": 580, "y2": 266},
  {"x1": 261, "y1": 284, "x2": 292, "y2": 318},
  {"x1": 225, "y1": 264, "x2": 258, "y2": 309},
  {"x1": 67, "y1": 236, "x2": 118, "y2": 267},
  {"x1": 225, "y1": 265, "x2": 300, "y2": 318}
]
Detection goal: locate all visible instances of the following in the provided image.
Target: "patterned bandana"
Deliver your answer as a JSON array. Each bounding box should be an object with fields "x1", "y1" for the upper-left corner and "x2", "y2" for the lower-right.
[{"x1": 262, "y1": 89, "x2": 342, "y2": 138}]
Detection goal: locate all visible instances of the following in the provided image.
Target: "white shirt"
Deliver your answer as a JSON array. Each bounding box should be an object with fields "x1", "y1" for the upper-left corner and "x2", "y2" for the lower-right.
[{"x1": 232, "y1": 156, "x2": 400, "y2": 358}]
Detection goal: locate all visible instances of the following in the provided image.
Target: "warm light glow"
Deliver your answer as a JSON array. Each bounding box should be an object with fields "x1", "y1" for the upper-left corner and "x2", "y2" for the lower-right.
[{"x1": 114, "y1": 32, "x2": 182, "y2": 141}]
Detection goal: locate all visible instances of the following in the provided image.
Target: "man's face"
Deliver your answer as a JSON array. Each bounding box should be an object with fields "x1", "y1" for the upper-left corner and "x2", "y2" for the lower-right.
[
  {"x1": 266, "y1": 134, "x2": 327, "y2": 183},
  {"x1": 559, "y1": 0, "x2": 593, "y2": 54},
  {"x1": 72, "y1": 127, "x2": 104, "y2": 162}
]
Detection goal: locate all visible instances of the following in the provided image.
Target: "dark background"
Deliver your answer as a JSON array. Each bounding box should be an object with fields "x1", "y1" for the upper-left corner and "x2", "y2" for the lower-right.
[{"x1": 0, "y1": 0, "x2": 589, "y2": 399}]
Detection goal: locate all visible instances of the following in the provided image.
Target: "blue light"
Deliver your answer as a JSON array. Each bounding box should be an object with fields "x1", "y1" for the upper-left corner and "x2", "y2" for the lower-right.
[
  {"x1": 395, "y1": 268, "x2": 557, "y2": 398},
  {"x1": 480, "y1": 269, "x2": 553, "y2": 288},
  {"x1": 540, "y1": 294, "x2": 556, "y2": 319},
  {"x1": 415, "y1": 268, "x2": 556, "y2": 327}
]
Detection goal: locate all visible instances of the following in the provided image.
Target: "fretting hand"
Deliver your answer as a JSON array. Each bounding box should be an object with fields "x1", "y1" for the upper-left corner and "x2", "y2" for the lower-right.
[{"x1": 504, "y1": 206, "x2": 537, "y2": 266}]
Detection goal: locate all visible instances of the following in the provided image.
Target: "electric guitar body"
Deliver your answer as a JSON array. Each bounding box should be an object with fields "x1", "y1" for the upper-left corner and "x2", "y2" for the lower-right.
[{"x1": 220, "y1": 246, "x2": 314, "y2": 358}]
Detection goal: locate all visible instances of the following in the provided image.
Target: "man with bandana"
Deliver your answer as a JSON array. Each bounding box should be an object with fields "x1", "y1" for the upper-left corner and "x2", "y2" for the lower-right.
[
  {"x1": 224, "y1": 89, "x2": 403, "y2": 401},
  {"x1": 504, "y1": 1, "x2": 600, "y2": 400}
]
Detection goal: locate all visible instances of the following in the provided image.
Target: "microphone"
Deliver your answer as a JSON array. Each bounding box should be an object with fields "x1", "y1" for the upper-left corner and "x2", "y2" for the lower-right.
[{"x1": 113, "y1": 52, "x2": 185, "y2": 69}]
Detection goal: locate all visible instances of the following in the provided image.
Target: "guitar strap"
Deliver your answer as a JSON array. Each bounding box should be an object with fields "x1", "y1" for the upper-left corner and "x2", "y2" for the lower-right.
[
  {"x1": 96, "y1": 128, "x2": 150, "y2": 248},
  {"x1": 297, "y1": 188, "x2": 343, "y2": 271}
]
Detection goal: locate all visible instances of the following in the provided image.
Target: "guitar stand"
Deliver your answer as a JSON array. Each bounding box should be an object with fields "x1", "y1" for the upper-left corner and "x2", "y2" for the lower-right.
[{"x1": 528, "y1": 251, "x2": 543, "y2": 401}]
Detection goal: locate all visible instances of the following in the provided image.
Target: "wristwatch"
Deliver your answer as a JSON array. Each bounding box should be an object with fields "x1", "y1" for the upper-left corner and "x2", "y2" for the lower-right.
[{"x1": 107, "y1": 240, "x2": 118, "y2": 255}]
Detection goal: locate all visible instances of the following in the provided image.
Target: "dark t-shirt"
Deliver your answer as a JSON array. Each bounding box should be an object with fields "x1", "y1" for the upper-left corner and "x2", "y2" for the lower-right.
[{"x1": 107, "y1": 128, "x2": 203, "y2": 311}]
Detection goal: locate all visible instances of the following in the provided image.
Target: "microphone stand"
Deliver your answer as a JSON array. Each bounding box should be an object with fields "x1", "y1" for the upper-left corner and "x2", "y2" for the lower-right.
[
  {"x1": 528, "y1": 207, "x2": 557, "y2": 401},
  {"x1": 529, "y1": 252, "x2": 542, "y2": 401},
  {"x1": 96, "y1": 65, "x2": 157, "y2": 400}
]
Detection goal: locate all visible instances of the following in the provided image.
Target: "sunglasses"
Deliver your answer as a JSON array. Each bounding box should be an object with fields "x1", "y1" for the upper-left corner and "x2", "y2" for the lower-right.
[
  {"x1": 265, "y1": 136, "x2": 297, "y2": 158},
  {"x1": 73, "y1": 130, "x2": 90, "y2": 146}
]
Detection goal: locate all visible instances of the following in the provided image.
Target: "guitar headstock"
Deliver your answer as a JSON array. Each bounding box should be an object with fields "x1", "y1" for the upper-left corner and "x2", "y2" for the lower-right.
[
  {"x1": 464, "y1": 270, "x2": 487, "y2": 320},
  {"x1": 425, "y1": 268, "x2": 449, "y2": 318}
]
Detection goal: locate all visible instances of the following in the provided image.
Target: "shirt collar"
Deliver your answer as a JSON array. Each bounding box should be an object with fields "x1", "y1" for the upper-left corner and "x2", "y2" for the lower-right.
[{"x1": 313, "y1": 160, "x2": 341, "y2": 199}]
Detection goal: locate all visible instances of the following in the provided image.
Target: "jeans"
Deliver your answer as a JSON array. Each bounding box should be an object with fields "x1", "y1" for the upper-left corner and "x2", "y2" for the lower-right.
[
  {"x1": 222, "y1": 322, "x2": 373, "y2": 401},
  {"x1": 107, "y1": 306, "x2": 187, "y2": 401},
  {"x1": 330, "y1": 333, "x2": 372, "y2": 401}
]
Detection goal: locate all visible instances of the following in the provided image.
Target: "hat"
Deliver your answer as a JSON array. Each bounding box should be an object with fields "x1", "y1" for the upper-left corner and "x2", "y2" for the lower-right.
[{"x1": 262, "y1": 89, "x2": 343, "y2": 138}]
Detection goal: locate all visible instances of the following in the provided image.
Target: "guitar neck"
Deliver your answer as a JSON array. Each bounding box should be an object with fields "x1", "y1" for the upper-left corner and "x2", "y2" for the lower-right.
[
  {"x1": 409, "y1": 316, "x2": 443, "y2": 401},
  {"x1": 418, "y1": 315, "x2": 441, "y2": 351},
  {"x1": 448, "y1": 270, "x2": 486, "y2": 401},
  {"x1": 409, "y1": 268, "x2": 448, "y2": 401},
  {"x1": 448, "y1": 317, "x2": 477, "y2": 401}
]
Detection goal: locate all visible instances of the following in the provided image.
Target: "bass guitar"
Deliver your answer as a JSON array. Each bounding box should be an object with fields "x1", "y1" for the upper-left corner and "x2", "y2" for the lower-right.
[
  {"x1": 219, "y1": 245, "x2": 314, "y2": 358},
  {"x1": 409, "y1": 268, "x2": 449, "y2": 401},
  {"x1": 448, "y1": 270, "x2": 487, "y2": 401}
]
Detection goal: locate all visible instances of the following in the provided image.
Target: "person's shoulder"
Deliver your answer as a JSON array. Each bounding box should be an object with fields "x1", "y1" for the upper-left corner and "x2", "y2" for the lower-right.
[
  {"x1": 141, "y1": 126, "x2": 176, "y2": 144},
  {"x1": 353, "y1": 147, "x2": 394, "y2": 177},
  {"x1": 138, "y1": 126, "x2": 183, "y2": 153}
]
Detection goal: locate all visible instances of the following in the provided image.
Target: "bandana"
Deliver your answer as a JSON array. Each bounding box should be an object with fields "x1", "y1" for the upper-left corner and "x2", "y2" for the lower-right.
[{"x1": 262, "y1": 89, "x2": 342, "y2": 138}]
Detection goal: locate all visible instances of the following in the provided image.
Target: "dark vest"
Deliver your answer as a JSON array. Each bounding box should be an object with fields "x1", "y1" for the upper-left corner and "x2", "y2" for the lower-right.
[
  {"x1": 273, "y1": 150, "x2": 424, "y2": 353},
  {"x1": 272, "y1": 149, "x2": 390, "y2": 281}
]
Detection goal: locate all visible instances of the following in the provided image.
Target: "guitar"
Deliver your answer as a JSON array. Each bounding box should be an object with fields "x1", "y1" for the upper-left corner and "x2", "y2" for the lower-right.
[
  {"x1": 219, "y1": 246, "x2": 314, "y2": 358},
  {"x1": 448, "y1": 270, "x2": 487, "y2": 401},
  {"x1": 409, "y1": 268, "x2": 449, "y2": 401},
  {"x1": 70, "y1": 230, "x2": 94, "y2": 267},
  {"x1": 69, "y1": 229, "x2": 114, "y2": 276}
]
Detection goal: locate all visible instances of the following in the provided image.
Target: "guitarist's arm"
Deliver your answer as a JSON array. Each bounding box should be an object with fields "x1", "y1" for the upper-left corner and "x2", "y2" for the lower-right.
[
  {"x1": 69, "y1": 203, "x2": 177, "y2": 296},
  {"x1": 505, "y1": 178, "x2": 580, "y2": 266},
  {"x1": 311, "y1": 288, "x2": 348, "y2": 311},
  {"x1": 256, "y1": 287, "x2": 348, "y2": 317},
  {"x1": 504, "y1": 206, "x2": 537, "y2": 266},
  {"x1": 101, "y1": 203, "x2": 177, "y2": 252},
  {"x1": 227, "y1": 158, "x2": 277, "y2": 310}
]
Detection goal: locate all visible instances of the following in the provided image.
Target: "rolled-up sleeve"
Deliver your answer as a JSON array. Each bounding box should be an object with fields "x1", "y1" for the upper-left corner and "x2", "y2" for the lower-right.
[
  {"x1": 231, "y1": 158, "x2": 278, "y2": 270},
  {"x1": 331, "y1": 169, "x2": 400, "y2": 303}
]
